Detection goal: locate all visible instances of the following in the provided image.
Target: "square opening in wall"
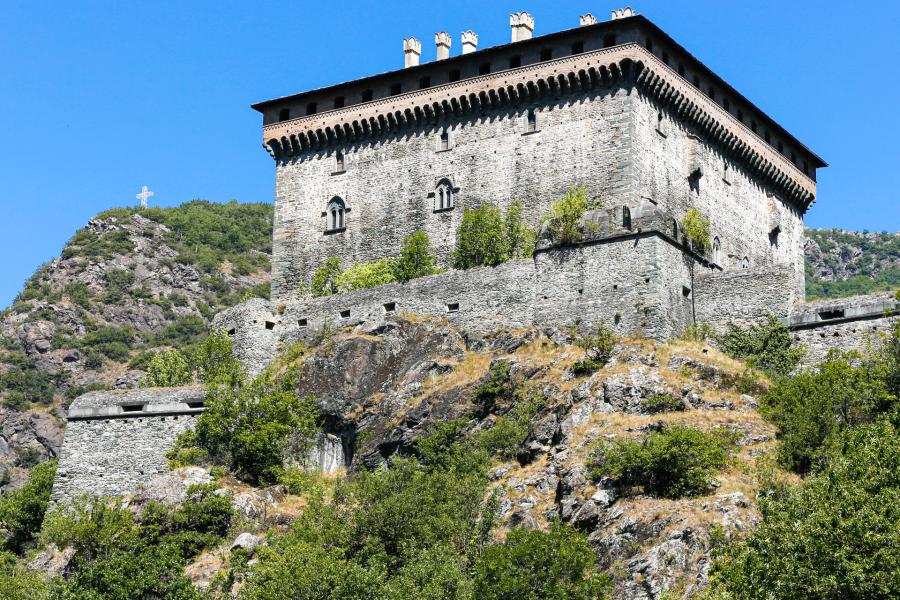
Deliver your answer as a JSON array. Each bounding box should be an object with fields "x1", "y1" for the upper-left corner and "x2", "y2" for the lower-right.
[
  {"x1": 383, "y1": 302, "x2": 396, "y2": 314},
  {"x1": 187, "y1": 401, "x2": 205, "y2": 409},
  {"x1": 446, "y1": 302, "x2": 460, "y2": 313},
  {"x1": 818, "y1": 309, "x2": 845, "y2": 321},
  {"x1": 122, "y1": 404, "x2": 144, "y2": 413},
  {"x1": 227, "y1": 328, "x2": 236, "y2": 336},
  {"x1": 340, "y1": 309, "x2": 351, "y2": 319},
  {"x1": 265, "y1": 321, "x2": 275, "y2": 330},
  {"x1": 298, "y1": 318, "x2": 308, "y2": 328},
  {"x1": 682, "y1": 286, "x2": 692, "y2": 298}
]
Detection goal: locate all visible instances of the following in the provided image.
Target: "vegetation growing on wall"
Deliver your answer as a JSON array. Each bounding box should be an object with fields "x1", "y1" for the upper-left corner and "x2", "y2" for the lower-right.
[
  {"x1": 453, "y1": 200, "x2": 536, "y2": 269},
  {"x1": 541, "y1": 186, "x2": 602, "y2": 245}
]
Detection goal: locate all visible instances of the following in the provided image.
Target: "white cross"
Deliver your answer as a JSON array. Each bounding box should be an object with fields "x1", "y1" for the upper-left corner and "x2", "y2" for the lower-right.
[{"x1": 136, "y1": 185, "x2": 154, "y2": 208}]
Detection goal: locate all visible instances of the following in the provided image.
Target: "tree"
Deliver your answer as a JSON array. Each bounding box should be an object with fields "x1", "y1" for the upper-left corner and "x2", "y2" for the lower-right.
[
  {"x1": 453, "y1": 205, "x2": 510, "y2": 269},
  {"x1": 141, "y1": 350, "x2": 191, "y2": 387},
  {"x1": 336, "y1": 259, "x2": 398, "y2": 292},
  {"x1": 717, "y1": 316, "x2": 805, "y2": 377},
  {"x1": 472, "y1": 521, "x2": 610, "y2": 600},
  {"x1": 393, "y1": 230, "x2": 438, "y2": 282},
  {"x1": 311, "y1": 257, "x2": 343, "y2": 298},
  {"x1": 681, "y1": 207, "x2": 711, "y2": 324},
  {"x1": 0, "y1": 459, "x2": 56, "y2": 555},
  {"x1": 542, "y1": 186, "x2": 601, "y2": 245},
  {"x1": 186, "y1": 328, "x2": 245, "y2": 385},
  {"x1": 504, "y1": 200, "x2": 537, "y2": 259}
]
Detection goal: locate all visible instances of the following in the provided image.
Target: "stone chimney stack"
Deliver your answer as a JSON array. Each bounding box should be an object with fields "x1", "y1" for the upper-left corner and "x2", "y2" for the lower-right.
[
  {"x1": 510, "y1": 12, "x2": 534, "y2": 42},
  {"x1": 435, "y1": 32, "x2": 452, "y2": 60},
  {"x1": 580, "y1": 14, "x2": 598, "y2": 27},
  {"x1": 611, "y1": 7, "x2": 636, "y2": 20},
  {"x1": 403, "y1": 38, "x2": 422, "y2": 68},
  {"x1": 461, "y1": 30, "x2": 478, "y2": 54}
]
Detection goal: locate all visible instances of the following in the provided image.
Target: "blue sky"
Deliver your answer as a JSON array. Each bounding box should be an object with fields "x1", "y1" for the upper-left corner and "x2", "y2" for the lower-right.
[{"x1": 1, "y1": 0, "x2": 898, "y2": 308}]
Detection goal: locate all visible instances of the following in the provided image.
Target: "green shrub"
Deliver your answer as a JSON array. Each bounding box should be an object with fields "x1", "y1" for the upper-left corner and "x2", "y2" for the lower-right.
[
  {"x1": 63, "y1": 282, "x2": 93, "y2": 309},
  {"x1": 589, "y1": 426, "x2": 733, "y2": 498},
  {"x1": 393, "y1": 230, "x2": 439, "y2": 282},
  {"x1": 141, "y1": 483, "x2": 234, "y2": 558},
  {"x1": 141, "y1": 350, "x2": 192, "y2": 387},
  {"x1": 78, "y1": 325, "x2": 135, "y2": 361},
  {"x1": 709, "y1": 420, "x2": 900, "y2": 599},
  {"x1": 717, "y1": 315, "x2": 805, "y2": 376},
  {"x1": 476, "y1": 394, "x2": 543, "y2": 460},
  {"x1": 541, "y1": 186, "x2": 601, "y2": 245},
  {"x1": 572, "y1": 323, "x2": 617, "y2": 375},
  {"x1": 681, "y1": 207, "x2": 711, "y2": 254},
  {"x1": 504, "y1": 199, "x2": 537, "y2": 260},
  {"x1": 0, "y1": 562, "x2": 48, "y2": 600},
  {"x1": 336, "y1": 258, "x2": 397, "y2": 293},
  {"x1": 186, "y1": 329, "x2": 245, "y2": 385},
  {"x1": 472, "y1": 521, "x2": 610, "y2": 600},
  {"x1": 679, "y1": 321, "x2": 715, "y2": 342},
  {"x1": 148, "y1": 316, "x2": 208, "y2": 347},
  {"x1": 762, "y1": 350, "x2": 895, "y2": 473},
  {"x1": 0, "y1": 358, "x2": 55, "y2": 405},
  {"x1": 473, "y1": 361, "x2": 516, "y2": 416},
  {"x1": 311, "y1": 257, "x2": 343, "y2": 298},
  {"x1": 641, "y1": 393, "x2": 684, "y2": 414},
  {"x1": 0, "y1": 460, "x2": 56, "y2": 555},
  {"x1": 453, "y1": 204, "x2": 509, "y2": 269}
]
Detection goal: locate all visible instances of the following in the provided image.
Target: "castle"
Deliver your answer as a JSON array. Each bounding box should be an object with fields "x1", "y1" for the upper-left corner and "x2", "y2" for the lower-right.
[{"x1": 52, "y1": 9, "x2": 898, "y2": 502}]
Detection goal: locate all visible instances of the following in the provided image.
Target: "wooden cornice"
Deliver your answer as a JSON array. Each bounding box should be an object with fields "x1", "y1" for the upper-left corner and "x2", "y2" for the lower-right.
[{"x1": 262, "y1": 44, "x2": 816, "y2": 210}]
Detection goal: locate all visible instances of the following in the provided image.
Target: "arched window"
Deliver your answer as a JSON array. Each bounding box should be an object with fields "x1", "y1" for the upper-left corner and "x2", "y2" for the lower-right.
[
  {"x1": 435, "y1": 180, "x2": 453, "y2": 211},
  {"x1": 622, "y1": 206, "x2": 631, "y2": 230},
  {"x1": 741, "y1": 256, "x2": 750, "y2": 269},
  {"x1": 712, "y1": 237, "x2": 721, "y2": 264},
  {"x1": 326, "y1": 197, "x2": 346, "y2": 232}
]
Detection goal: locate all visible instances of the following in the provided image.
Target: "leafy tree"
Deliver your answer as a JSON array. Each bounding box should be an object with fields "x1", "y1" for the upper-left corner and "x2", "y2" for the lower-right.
[
  {"x1": 311, "y1": 257, "x2": 343, "y2": 298},
  {"x1": 191, "y1": 369, "x2": 319, "y2": 484},
  {"x1": 0, "y1": 560, "x2": 48, "y2": 600},
  {"x1": 709, "y1": 420, "x2": 900, "y2": 599},
  {"x1": 393, "y1": 230, "x2": 438, "y2": 282},
  {"x1": 0, "y1": 459, "x2": 56, "y2": 555},
  {"x1": 572, "y1": 323, "x2": 617, "y2": 375},
  {"x1": 542, "y1": 186, "x2": 600, "y2": 245},
  {"x1": 681, "y1": 207, "x2": 711, "y2": 323},
  {"x1": 762, "y1": 349, "x2": 896, "y2": 473},
  {"x1": 453, "y1": 204, "x2": 510, "y2": 269},
  {"x1": 336, "y1": 259, "x2": 397, "y2": 293},
  {"x1": 472, "y1": 521, "x2": 610, "y2": 600},
  {"x1": 589, "y1": 426, "x2": 733, "y2": 498},
  {"x1": 141, "y1": 483, "x2": 234, "y2": 558},
  {"x1": 717, "y1": 316, "x2": 805, "y2": 376},
  {"x1": 504, "y1": 200, "x2": 537, "y2": 259},
  {"x1": 141, "y1": 350, "x2": 191, "y2": 387},
  {"x1": 186, "y1": 328, "x2": 245, "y2": 385}
]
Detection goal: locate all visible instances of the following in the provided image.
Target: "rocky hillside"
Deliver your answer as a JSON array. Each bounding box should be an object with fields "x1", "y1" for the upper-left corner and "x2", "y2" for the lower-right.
[
  {"x1": 0, "y1": 201, "x2": 273, "y2": 490},
  {"x1": 805, "y1": 228, "x2": 900, "y2": 298}
]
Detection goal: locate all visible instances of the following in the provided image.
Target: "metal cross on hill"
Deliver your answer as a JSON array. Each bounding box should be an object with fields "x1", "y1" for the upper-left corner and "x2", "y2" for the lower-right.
[{"x1": 136, "y1": 185, "x2": 154, "y2": 208}]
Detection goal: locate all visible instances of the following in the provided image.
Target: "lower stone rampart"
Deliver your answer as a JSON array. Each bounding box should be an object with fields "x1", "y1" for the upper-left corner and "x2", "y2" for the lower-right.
[
  {"x1": 52, "y1": 387, "x2": 205, "y2": 502},
  {"x1": 694, "y1": 266, "x2": 799, "y2": 330}
]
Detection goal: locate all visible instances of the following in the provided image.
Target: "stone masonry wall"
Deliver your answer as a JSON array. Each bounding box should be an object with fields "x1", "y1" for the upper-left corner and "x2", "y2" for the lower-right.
[
  {"x1": 52, "y1": 387, "x2": 205, "y2": 502},
  {"x1": 694, "y1": 266, "x2": 799, "y2": 330},
  {"x1": 271, "y1": 83, "x2": 635, "y2": 302}
]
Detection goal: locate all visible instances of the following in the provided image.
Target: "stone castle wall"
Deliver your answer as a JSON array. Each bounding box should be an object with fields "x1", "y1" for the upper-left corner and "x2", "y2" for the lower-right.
[{"x1": 52, "y1": 387, "x2": 205, "y2": 501}]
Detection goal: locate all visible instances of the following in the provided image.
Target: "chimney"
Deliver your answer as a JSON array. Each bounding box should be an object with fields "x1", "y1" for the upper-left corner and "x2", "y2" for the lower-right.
[
  {"x1": 510, "y1": 12, "x2": 534, "y2": 42},
  {"x1": 580, "y1": 14, "x2": 598, "y2": 26},
  {"x1": 403, "y1": 37, "x2": 422, "y2": 68},
  {"x1": 461, "y1": 30, "x2": 478, "y2": 54},
  {"x1": 435, "y1": 31, "x2": 452, "y2": 60},
  {"x1": 611, "y1": 7, "x2": 636, "y2": 20}
]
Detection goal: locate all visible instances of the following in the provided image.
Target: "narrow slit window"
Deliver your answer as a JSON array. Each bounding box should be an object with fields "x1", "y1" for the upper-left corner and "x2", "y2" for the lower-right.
[
  {"x1": 227, "y1": 328, "x2": 236, "y2": 336},
  {"x1": 526, "y1": 109, "x2": 537, "y2": 132},
  {"x1": 187, "y1": 401, "x2": 205, "y2": 409},
  {"x1": 622, "y1": 206, "x2": 631, "y2": 230},
  {"x1": 383, "y1": 302, "x2": 396, "y2": 314},
  {"x1": 335, "y1": 151, "x2": 344, "y2": 172},
  {"x1": 446, "y1": 302, "x2": 460, "y2": 313},
  {"x1": 298, "y1": 318, "x2": 308, "y2": 328},
  {"x1": 122, "y1": 404, "x2": 144, "y2": 413},
  {"x1": 439, "y1": 129, "x2": 449, "y2": 151},
  {"x1": 265, "y1": 321, "x2": 275, "y2": 330}
]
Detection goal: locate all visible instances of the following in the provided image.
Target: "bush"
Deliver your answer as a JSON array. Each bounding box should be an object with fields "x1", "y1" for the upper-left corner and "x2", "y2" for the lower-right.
[
  {"x1": 542, "y1": 186, "x2": 601, "y2": 245},
  {"x1": 311, "y1": 257, "x2": 342, "y2": 298},
  {"x1": 504, "y1": 199, "x2": 537, "y2": 260},
  {"x1": 709, "y1": 420, "x2": 900, "y2": 599},
  {"x1": 453, "y1": 204, "x2": 509, "y2": 269},
  {"x1": 476, "y1": 395, "x2": 543, "y2": 460},
  {"x1": 762, "y1": 350, "x2": 895, "y2": 473},
  {"x1": 141, "y1": 350, "x2": 192, "y2": 387},
  {"x1": 141, "y1": 483, "x2": 234, "y2": 558},
  {"x1": 186, "y1": 329, "x2": 245, "y2": 385},
  {"x1": 679, "y1": 321, "x2": 715, "y2": 342},
  {"x1": 717, "y1": 315, "x2": 805, "y2": 376},
  {"x1": 393, "y1": 230, "x2": 439, "y2": 282},
  {"x1": 641, "y1": 393, "x2": 684, "y2": 414},
  {"x1": 0, "y1": 460, "x2": 56, "y2": 555},
  {"x1": 589, "y1": 426, "x2": 733, "y2": 498},
  {"x1": 473, "y1": 361, "x2": 516, "y2": 417},
  {"x1": 572, "y1": 323, "x2": 617, "y2": 375},
  {"x1": 336, "y1": 258, "x2": 397, "y2": 293},
  {"x1": 63, "y1": 282, "x2": 93, "y2": 309},
  {"x1": 472, "y1": 521, "x2": 610, "y2": 600},
  {"x1": 190, "y1": 370, "x2": 320, "y2": 484},
  {"x1": 681, "y1": 207, "x2": 711, "y2": 254},
  {"x1": 149, "y1": 316, "x2": 208, "y2": 347}
]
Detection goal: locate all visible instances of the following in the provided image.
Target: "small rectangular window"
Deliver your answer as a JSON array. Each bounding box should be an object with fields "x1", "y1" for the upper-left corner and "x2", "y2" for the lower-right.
[
  {"x1": 187, "y1": 401, "x2": 205, "y2": 409},
  {"x1": 603, "y1": 34, "x2": 616, "y2": 47},
  {"x1": 298, "y1": 318, "x2": 308, "y2": 328},
  {"x1": 122, "y1": 404, "x2": 144, "y2": 413},
  {"x1": 339, "y1": 309, "x2": 350, "y2": 319},
  {"x1": 383, "y1": 302, "x2": 396, "y2": 314},
  {"x1": 540, "y1": 48, "x2": 553, "y2": 61},
  {"x1": 419, "y1": 76, "x2": 431, "y2": 89},
  {"x1": 439, "y1": 129, "x2": 449, "y2": 151},
  {"x1": 390, "y1": 83, "x2": 402, "y2": 96},
  {"x1": 227, "y1": 328, "x2": 236, "y2": 336},
  {"x1": 446, "y1": 302, "x2": 459, "y2": 313},
  {"x1": 818, "y1": 309, "x2": 845, "y2": 321},
  {"x1": 509, "y1": 55, "x2": 522, "y2": 68},
  {"x1": 278, "y1": 108, "x2": 290, "y2": 121},
  {"x1": 449, "y1": 69, "x2": 461, "y2": 82},
  {"x1": 361, "y1": 89, "x2": 374, "y2": 101},
  {"x1": 306, "y1": 102, "x2": 317, "y2": 115},
  {"x1": 265, "y1": 321, "x2": 275, "y2": 330},
  {"x1": 571, "y1": 41, "x2": 584, "y2": 55},
  {"x1": 334, "y1": 96, "x2": 345, "y2": 109},
  {"x1": 682, "y1": 286, "x2": 692, "y2": 298},
  {"x1": 526, "y1": 109, "x2": 537, "y2": 133}
]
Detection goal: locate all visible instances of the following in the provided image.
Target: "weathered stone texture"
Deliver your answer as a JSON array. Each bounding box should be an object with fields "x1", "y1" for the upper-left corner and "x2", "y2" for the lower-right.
[{"x1": 694, "y1": 266, "x2": 799, "y2": 330}]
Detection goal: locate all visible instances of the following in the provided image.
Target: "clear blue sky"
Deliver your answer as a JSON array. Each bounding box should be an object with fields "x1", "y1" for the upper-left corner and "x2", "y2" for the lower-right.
[{"x1": 1, "y1": 0, "x2": 898, "y2": 308}]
